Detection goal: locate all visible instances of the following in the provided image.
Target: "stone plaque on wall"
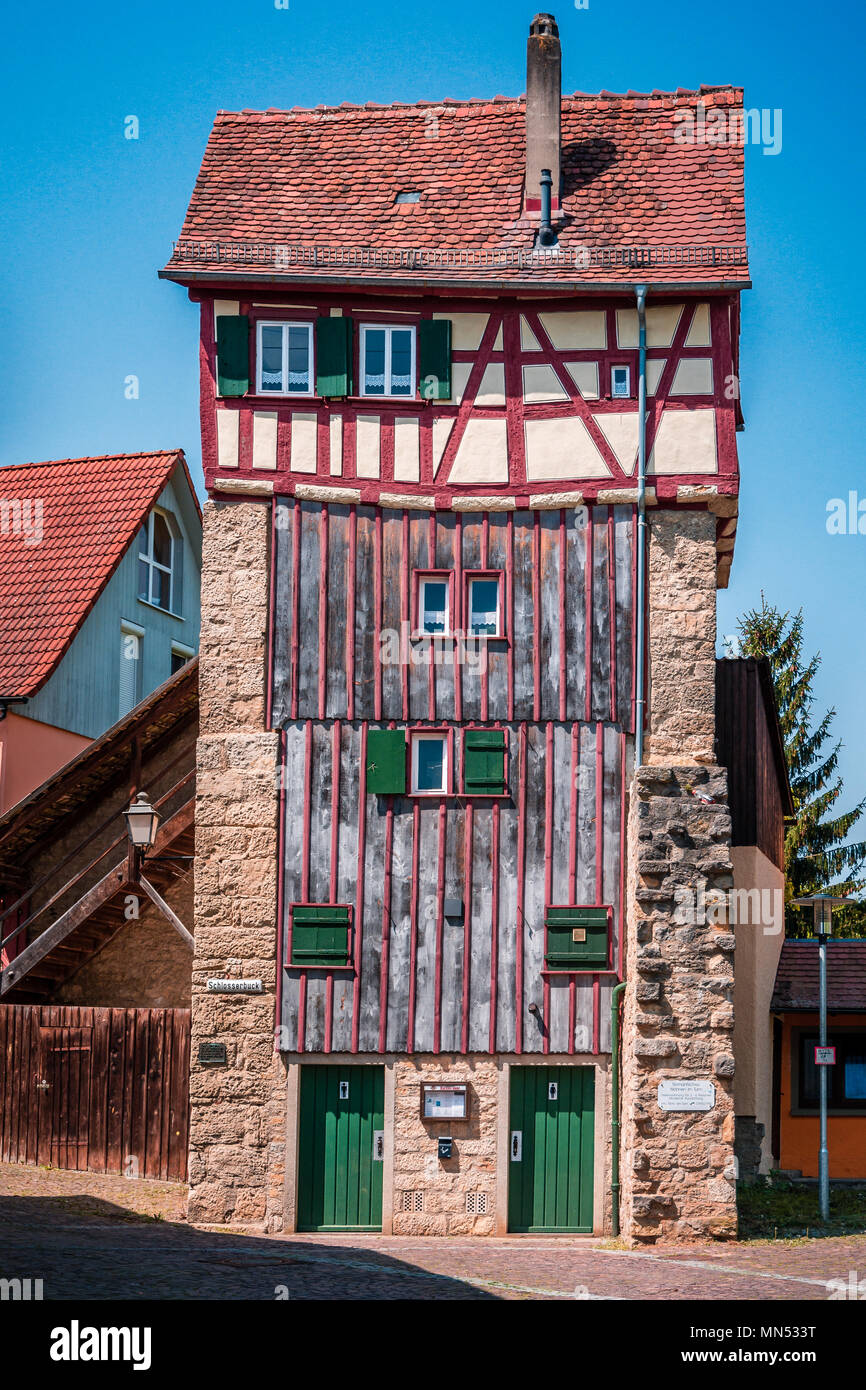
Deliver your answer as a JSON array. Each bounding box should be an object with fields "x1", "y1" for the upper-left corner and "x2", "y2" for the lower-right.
[{"x1": 657, "y1": 1080, "x2": 716, "y2": 1112}]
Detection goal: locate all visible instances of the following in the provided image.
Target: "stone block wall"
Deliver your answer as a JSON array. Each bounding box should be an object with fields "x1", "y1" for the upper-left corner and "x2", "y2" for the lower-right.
[
  {"x1": 646, "y1": 510, "x2": 718, "y2": 766},
  {"x1": 619, "y1": 766, "x2": 737, "y2": 1241},
  {"x1": 391, "y1": 1057, "x2": 498, "y2": 1236},
  {"x1": 188, "y1": 498, "x2": 286, "y2": 1228}
]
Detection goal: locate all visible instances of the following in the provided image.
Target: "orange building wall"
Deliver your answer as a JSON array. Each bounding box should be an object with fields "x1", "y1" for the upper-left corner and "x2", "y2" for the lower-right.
[
  {"x1": 779, "y1": 1012, "x2": 866, "y2": 1179},
  {"x1": 0, "y1": 712, "x2": 90, "y2": 815}
]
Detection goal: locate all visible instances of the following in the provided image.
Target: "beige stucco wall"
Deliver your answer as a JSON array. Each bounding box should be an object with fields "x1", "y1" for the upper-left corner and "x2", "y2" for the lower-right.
[{"x1": 731, "y1": 845, "x2": 785, "y2": 1173}]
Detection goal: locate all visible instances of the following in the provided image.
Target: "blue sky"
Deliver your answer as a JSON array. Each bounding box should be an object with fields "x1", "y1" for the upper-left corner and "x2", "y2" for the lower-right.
[{"x1": 2, "y1": 0, "x2": 864, "y2": 818}]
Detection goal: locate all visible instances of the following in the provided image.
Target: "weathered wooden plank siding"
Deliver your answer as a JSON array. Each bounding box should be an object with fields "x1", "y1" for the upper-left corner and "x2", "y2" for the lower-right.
[
  {"x1": 278, "y1": 716, "x2": 628, "y2": 1055},
  {"x1": 273, "y1": 497, "x2": 634, "y2": 1056},
  {"x1": 273, "y1": 499, "x2": 635, "y2": 727}
]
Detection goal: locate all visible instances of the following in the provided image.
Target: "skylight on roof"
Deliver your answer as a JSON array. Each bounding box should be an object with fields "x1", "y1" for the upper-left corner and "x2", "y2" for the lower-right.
[{"x1": 394, "y1": 191, "x2": 421, "y2": 203}]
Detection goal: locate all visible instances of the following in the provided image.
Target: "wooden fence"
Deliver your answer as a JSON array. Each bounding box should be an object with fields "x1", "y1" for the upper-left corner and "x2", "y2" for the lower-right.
[{"x1": 0, "y1": 1004, "x2": 190, "y2": 1181}]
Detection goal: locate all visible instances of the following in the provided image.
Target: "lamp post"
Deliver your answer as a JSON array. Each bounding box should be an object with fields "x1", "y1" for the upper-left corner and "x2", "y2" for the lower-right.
[
  {"x1": 123, "y1": 792, "x2": 160, "y2": 879},
  {"x1": 792, "y1": 893, "x2": 849, "y2": 1222}
]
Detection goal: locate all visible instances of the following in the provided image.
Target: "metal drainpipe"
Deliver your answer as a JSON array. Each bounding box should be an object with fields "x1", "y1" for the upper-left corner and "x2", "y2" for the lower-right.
[
  {"x1": 634, "y1": 284, "x2": 648, "y2": 769},
  {"x1": 610, "y1": 980, "x2": 626, "y2": 1236},
  {"x1": 537, "y1": 169, "x2": 557, "y2": 248},
  {"x1": 611, "y1": 287, "x2": 648, "y2": 1239}
]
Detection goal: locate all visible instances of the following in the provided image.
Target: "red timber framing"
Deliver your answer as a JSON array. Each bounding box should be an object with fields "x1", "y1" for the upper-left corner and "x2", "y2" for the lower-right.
[
  {"x1": 201, "y1": 292, "x2": 739, "y2": 513},
  {"x1": 271, "y1": 497, "x2": 634, "y2": 1056}
]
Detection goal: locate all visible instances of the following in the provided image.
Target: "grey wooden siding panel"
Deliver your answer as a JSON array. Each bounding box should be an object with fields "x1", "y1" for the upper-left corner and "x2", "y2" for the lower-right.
[
  {"x1": 354, "y1": 508, "x2": 376, "y2": 722},
  {"x1": 433, "y1": 512, "x2": 457, "y2": 721},
  {"x1": 381, "y1": 512, "x2": 404, "y2": 721},
  {"x1": 460, "y1": 515, "x2": 483, "y2": 723},
  {"x1": 522, "y1": 726, "x2": 546, "y2": 1053},
  {"x1": 440, "y1": 804, "x2": 465, "y2": 1053},
  {"x1": 271, "y1": 499, "x2": 294, "y2": 727},
  {"x1": 614, "y1": 506, "x2": 634, "y2": 727},
  {"x1": 486, "y1": 515, "x2": 510, "y2": 722},
  {"x1": 565, "y1": 508, "x2": 588, "y2": 722},
  {"x1": 325, "y1": 506, "x2": 349, "y2": 718},
  {"x1": 496, "y1": 781, "x2": 519, "y2": 1053},
  {"x1": 308, "y1": 722, "x2": 332, "y2": 904},
  {"x1": 385, "y1": 799, "x2": 413, "y2": 1052},
  {"x1": 538, "y1": 513, "x2": 560, "y2": 721},
  {"x1": 408, "y1": 515, "x2": 430, "y2": 720},
  {"x1": 412, "y1": 805, "x2": 440, "y2": 1053},
  {"x1": 357, "y1": 793, "x2": 387, "y2": 1051},
  {"x1": 280, "y1": 722, "x2": 306, "y2": 1046},
  {"x1": 467, "y1": 805, "x2": 493, "y2": 1054},
  {"x1": 332, "y1": 721, "x2": 360, "y2": 1053},
  {"x1": 297, "y1": 504, "x2": 322, "y2": 717},
  {"x1": 590, "y1": 509, "x2": 610, "y2": 721},
  {"x1": 511, "y1": 510, "x2": 535, "y2": 720}
]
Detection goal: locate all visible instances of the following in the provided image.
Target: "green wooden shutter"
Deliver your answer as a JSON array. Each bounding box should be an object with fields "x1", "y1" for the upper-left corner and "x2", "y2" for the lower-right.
[
  {"x1": 418, "y1": 319, "x2": 452, "y2": 400},
  {"x1": 291, "y1": 905, "x2": 351, "y2": 966},
  {"x1": 216, "y1": 315, "x2": 250, "y2": 397},
  {"x1": 544, "y1": 907, "x2": 610, "y2": 969},
  {"x1": 365, "y1": 729, "x2": 406, "y2": 794},
  {"x1": 464, "y1": 729, "x2": 507, "y2": 795},
  {"x1": 316, "y1": 317, "x2": 353, "y2": 397}
]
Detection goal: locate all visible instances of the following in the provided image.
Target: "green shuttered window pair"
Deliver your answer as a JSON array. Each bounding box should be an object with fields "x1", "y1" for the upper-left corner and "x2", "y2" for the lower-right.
[
  {"x1": 463, "y1": 729, "x2": 507, "y2": 795},
  {"x1": 291, "y1": 905, "x2": 351, "y2": 967},
  {"x1": 216, "y1": 314, "x2": 452, "y2": 400},
  {"x1": 545, "y1": 907, "x2": 610, "y2": 969}
]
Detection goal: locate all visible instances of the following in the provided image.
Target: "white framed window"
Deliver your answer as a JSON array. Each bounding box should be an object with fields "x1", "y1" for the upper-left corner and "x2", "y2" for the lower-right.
[
  {"x1": 418, "y1": 576, "x2": 450, "y2": 635},
  {"x1": 360, "y1": 324, "x2": 416, "y2": 398},
  {"x1": 256, "y1": 320, "x2": 314, "y2": 395},
  {"x1": 138, "y1": 509, "x2": 183, "y2": 615},
  {"x1": 611, "y1": 364, "x2": 631, "y2": 398},
  {"x1": 467, "y1": 575, "x2": 502, "y2": 636},
  {"x1": 411, "y1": 732, "x2": 449, "y2": 795},
  {"x1": 120, "y1": 620, "x2": 144, "y2": 719}
]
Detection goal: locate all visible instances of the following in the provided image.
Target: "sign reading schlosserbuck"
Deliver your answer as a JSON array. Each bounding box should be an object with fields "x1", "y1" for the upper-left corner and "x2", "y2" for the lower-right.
[{"x1": 162, "y1": 12, "x2": 746, "y2": 1240}]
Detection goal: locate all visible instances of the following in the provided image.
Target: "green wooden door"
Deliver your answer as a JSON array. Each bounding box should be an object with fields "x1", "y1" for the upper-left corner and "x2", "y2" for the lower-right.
[
  {"x1": 508, "y1": 1066, "x2": 595, "y2": 1233},
  {"x1": 297, "y1": 1066, "x2": 385, "y2": 1232}
]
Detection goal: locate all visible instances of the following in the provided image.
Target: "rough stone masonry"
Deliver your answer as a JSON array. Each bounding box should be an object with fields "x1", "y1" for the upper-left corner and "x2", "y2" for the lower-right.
[{"x1": 619, "y1": 510, "x2": 737, "y2": 1242}]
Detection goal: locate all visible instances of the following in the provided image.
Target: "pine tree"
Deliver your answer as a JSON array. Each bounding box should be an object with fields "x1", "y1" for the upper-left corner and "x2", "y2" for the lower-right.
[{"x1": 737, "y1": 597, "x2": 866, "y2": 937}]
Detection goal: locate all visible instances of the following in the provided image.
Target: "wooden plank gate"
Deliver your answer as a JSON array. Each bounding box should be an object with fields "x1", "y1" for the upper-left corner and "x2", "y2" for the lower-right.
[{"x1": 0, "y1": 1004, "x2": 190, "y2": 1181}]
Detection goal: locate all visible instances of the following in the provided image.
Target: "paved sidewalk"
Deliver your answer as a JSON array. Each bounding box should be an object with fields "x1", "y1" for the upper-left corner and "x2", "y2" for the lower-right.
[{"x1": 1, "y1": 1163, "x2": 863, "y2": 1300}]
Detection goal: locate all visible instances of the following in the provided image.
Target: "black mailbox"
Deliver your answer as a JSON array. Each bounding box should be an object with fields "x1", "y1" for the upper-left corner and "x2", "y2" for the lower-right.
[{"x1": 438, "y1": 1136, "x2": 453, "y2": 1161}]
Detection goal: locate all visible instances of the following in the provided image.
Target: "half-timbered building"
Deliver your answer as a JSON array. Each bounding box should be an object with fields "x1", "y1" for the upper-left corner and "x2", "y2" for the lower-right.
[{"x1": 163, "y1": 14, "x2": 755, "y2": 1238}]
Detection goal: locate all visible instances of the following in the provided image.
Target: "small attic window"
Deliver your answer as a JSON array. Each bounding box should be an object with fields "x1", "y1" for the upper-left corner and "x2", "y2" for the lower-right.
[{"x1": 394, "y1": 190, "x2": 421, "y2": 203}]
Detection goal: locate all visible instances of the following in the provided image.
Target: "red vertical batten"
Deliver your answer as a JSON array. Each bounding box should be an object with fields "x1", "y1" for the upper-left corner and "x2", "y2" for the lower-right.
[
  {"x1": 297, "y1": 720, "x2": 314, "y2": 1052},
  {"x1": 595, "y1": 722, "x2": 604, "y2": 904},
  {"x1": 584, "y1": 510, "x2": 594, "y2": 722},
  {"x1": 515, "y1": 722, "x2": 527, "y2": 1054},
  {"x1": 532, "y1": 512, "x2": 541, "y2": 720},
  {"x1": 290, "y1": 499, "x2": 302, "y2": 720},
  {"x1": 401, "y1": 511, "x2": 410, "y2": 719},
  {"x1": 607, "y1": 509, "x2": 617, "y2": 724},
  {"x1": 558, "y1": 509, "x2": 568, "y2": 722},
  {"x1": 347, "y1": 505, "x2": 357, "y2": 721},
  {"x1": 318, "y1": 504, "x2": 329, "y2": 719},
  {"x1": 274, "y1": 729, "x2": 287, "y2": 1051},
  {"x1": 378, "y1": 801, "x2": 394, "y2": 1053},
  {"x1": 433, "y1": 802, "x2": 447, "y2": 1054},
  {"x1": 351, "y1": 724, "x2": 367, "y2": 1055},
  {"x1": 480, "y1": 512, "x2": 490, "y2": 722},
  {"x1": 266, "y1": 496, "x2": 277, "y2": 730},
  {"x1": 427, "y1": 512, "x2": 437, "y2": 721},
  {"x1": 374, "y1": 510, "x2": 383, "y2": 721},
  {"x1": 454, "y1": 511, "x2": 463, "y2": 722},
  {"x1": 542, "y1": 723, "x2": 554, "y2": 1054},
  {"x1": 407, "y1": 801, "x2": 420, "y2": 1051},
  {"x1": 618, "y1": 730, "x2": 627, "y2": 981},
  {"x1": 489, "y1": 801, "x2": 500, "y2": 1054},
  {"x1": 461, "y1": 803, "x2": 473, "y2": 1054},
  {"x1": 568, "y1": 723, "x2": 579, "y2": 902},
  {"x1": 506, "y1": 512, "x2": 515, "y2": 723}
]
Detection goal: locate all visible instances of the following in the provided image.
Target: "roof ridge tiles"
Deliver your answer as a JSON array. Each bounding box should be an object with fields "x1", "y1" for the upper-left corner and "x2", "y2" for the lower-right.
[{"x1": 0, "y1": 449, "x2": 183, "y2": 473}]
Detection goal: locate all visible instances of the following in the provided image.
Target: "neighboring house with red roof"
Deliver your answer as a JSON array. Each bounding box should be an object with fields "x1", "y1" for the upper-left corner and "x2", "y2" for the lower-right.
[
  {"x1": 770, "y1": 940, "x2": 866, "y2": 1179},
  {"x1": 0, "y1": 450, "x2": 201, "y2": 814},
  {"x1": 160, "y1": 14, "x2": 759, "y2": 1241}
]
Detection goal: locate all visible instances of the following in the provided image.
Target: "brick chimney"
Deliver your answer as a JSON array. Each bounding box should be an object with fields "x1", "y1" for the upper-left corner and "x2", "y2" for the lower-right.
[{"x1": 525, "y1": 13, "x2": 561, "y2": 214}]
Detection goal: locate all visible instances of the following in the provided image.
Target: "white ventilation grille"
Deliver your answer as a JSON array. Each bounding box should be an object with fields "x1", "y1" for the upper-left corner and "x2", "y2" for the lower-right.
[
  {"x1": 401, "y1": 1190, "x2": 424, "y2": 1212},
  {"x1": 466, "y1": 1191, "x2": 489, "y2": 1215}
]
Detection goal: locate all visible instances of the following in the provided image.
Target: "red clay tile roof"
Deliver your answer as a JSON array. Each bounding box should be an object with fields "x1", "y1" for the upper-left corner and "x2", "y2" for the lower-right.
[
  {"x1": 772, "y1": 941, "x2": 866, "y2": 1013},
  {"x1": 0, "y1": 451, "x2": 195, "y2": 699},
  {"x1": 164, "y1": 88, "x2": 748, "y2": 287}
]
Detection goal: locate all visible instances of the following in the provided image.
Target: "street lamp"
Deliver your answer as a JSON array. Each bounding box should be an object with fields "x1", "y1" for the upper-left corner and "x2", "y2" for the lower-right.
[
  {"x1": 124, "y1": 792, "x2": 161, "y2": 853},
  {"x1": 791, "y1": 892, "x2": 850, "y2": 1222}
]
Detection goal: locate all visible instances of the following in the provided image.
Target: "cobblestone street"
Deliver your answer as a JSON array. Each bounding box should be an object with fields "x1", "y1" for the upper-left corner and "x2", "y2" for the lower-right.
[{"x1": 1, "y1": 1163, "x2": 863, "y2": 1301}]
